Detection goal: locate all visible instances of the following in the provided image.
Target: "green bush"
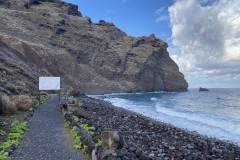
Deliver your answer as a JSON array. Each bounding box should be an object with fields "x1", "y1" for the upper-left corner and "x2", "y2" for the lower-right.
[
  {"x1": 64, "y1": 121, "x2": 70, "y2": 128},
  {"x1": 6, "y1": 133, "x2": 23, "y2": 141},
  {"x1": 80, "y1": 124, "x2": 94, "y2": 135},
  {"x1": 95, "y1": 139, "x2": 102, "y2": 146},
  {"x1": 0, "y1": 140, "x2": 19, "y2": 154},
  {"x1": 11, "y1": 120, "x2": 28, "y2": 134},
  {"x1": 74, "y1": 136, "x2": 82, "y2": 149},
  {"x1": 83, "y1": 145, "x2": 87, "y2": 153},
  {"x1": 68, "y1": 109, "x2": 74, "y2": 114},
  {"x1": 72, "y1": 115, "x2": 79, "y2": 122},
  {"x1": 0, "y1": 130, "x2": 7, "y2": 136},
  {"x1": 0, "y1": 155, "x2": 10, "y2": 160},
  {"x1": 0, "y1": 120, "x2": 28, "y2": 156}
]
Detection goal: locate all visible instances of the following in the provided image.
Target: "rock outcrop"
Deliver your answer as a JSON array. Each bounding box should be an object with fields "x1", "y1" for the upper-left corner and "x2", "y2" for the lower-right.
[
  {"x1": 0, "y1": 0, "x2": 188, "y2": 95},
  {"x1": 199, "y1": 87, "x2": 209, "y2": 91}
]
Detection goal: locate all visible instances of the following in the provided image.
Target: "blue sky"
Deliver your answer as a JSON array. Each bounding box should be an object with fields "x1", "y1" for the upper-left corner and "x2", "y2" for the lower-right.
[
  {"x1": 64, "y1": 0, "x2": 172, "y2": 43},
  {"x1": 63, "y1": 0, "x2": 240, "y2": 88}
]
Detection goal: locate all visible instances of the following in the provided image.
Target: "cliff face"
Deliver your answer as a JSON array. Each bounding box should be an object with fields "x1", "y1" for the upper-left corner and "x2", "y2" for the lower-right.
[{"x1": 0, "y1": 0, "x2": 188, "y2": 95}]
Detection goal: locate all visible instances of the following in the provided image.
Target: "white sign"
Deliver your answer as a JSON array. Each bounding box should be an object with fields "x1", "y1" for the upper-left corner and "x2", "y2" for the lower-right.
[{"x1": 39, "y1": 77, "x2": 60, "y2": 90}]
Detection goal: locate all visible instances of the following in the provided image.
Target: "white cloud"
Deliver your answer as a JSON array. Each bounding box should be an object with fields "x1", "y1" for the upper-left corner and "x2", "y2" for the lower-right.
[
  {"x1": 155, "y1": 7, "x2": 166, "y2": 15},
  {"x1": 160, "y1": 33, "x2": 167, "y2": 37},
  {"x1": 168, "y1": 47, "x2": 180, "y2": 55},
  {"x1": 154, "y1": 7, "x2": 168, "y2": 23},
  {"x1": 168, "y1": 0, "x2": 240, "y2": 88},
  {"x1": 155, "y1": 15, "x2": 168, "y2": 23}
]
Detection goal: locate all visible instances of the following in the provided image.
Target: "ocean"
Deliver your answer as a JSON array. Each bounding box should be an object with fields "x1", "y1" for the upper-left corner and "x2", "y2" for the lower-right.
[{"x1": 89, "y1": 88, "x2": 240, "y2": 145}]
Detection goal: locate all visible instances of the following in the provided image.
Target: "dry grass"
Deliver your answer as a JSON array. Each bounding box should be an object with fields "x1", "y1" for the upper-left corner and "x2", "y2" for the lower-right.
[
  {"x1": 40, "y1": 91, "x2": 48, "y2": 96},
  {"x1": 0, "y1": 93, "x2": 16, "y2": 114},
  {"x1": 12, "y1": 95, "x2": 34, "y2": 111},
  {"x1": 16, "y1": 81, "x2": 25, "y2": 88},
  {"x1": 3, "y1": 67, "x2": 14, "y2": 75},
  {"x1": 67, "y1": 87, "x2": 79, "y2": 96},
  {"x1": 5, "y1": 83, "x2": 17, "y2": 94}
]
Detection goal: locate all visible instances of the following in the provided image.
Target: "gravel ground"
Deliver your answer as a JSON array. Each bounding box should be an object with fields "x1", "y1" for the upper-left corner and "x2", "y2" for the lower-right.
[{"x1": 10, "y1": 96, "x2": 86, "y2": 160}]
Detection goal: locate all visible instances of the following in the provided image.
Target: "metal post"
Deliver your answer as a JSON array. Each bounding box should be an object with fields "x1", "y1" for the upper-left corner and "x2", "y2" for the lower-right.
[
  {"x1": 58, "y1": 90, "x2": 61, "y2": 112},
  {"x1": 38, "y1": 90, "x2": 41, "y2": 112}
]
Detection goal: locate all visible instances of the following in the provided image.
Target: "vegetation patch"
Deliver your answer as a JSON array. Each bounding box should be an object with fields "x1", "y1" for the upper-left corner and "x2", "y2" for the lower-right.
[
  {"x1": 83, "y1": 145, "x2": 87, "y2": 154},
  {"x1": 68, "y1": 108, "x2": 74, "y2": 115},
  {"x1": 0, "y1": 122, "x2": 7, "y2": 126},
  {"x1": 10, "y1": 120, "x2": 28, "y2": 134},
  {"x1": 73, "y1": 136, "x2": 82, "y2": 149},
  {"x1": 71, "y1": 115, "x2": 78, "y2": 122},
  {"x1": 5, "y1": 84, "x2": 17, "y2": 94},
  {"x1": 0, "y1": 130, "x2": 7, "y2": 136},
  {"x1": 80, "y1": 124, "x2": 94, "y2": 135},
  {"x1": 40, "y1": 94, "x2": 57, "y2": 105},
  {"x1": 95, "y1": 139, "x2": 102, "y2": 146},
  {"x1": 0, "y1": 93, "x2": 16, "y2": 115},
  {"x1": 0, "y1": 155, "x2": 10, "y2": 160},
  {"x1": 64, "y1": 121, "x2": 70, "y2": 128},
  {"x1": 71, "y1": 129, "x2": 83, "y2": 149},
  {"x1": 72, "y1": 98, "x2": 83, "y2": 106},
  {"x1": 6, "y1": 133, "x2": 22, "y2": 141},
  {"x1": 0, "y1": 120, "x2": 28, "y2": 159},
  {"x1": 12, "y1": 95, "x2": 34, "y2": 111}
]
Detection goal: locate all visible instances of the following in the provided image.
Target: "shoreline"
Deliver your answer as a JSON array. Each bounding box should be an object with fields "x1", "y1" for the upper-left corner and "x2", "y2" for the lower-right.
[{"x1": 76, "y1": 95, "x2": 240, "y2": 159}]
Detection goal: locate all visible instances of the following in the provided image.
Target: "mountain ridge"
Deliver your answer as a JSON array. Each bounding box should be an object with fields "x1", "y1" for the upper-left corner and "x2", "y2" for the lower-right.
[{"x1": 0, "y1": 0, "x2": 188, "y2": 95}]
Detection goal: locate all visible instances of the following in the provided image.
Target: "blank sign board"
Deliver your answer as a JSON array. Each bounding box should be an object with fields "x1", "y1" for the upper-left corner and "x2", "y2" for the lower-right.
[{"x1": 39, "y1": 77, "x2": 60, "y2": 90}]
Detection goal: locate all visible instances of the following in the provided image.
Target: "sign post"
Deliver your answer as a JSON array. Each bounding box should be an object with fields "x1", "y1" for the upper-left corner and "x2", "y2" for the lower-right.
[{"x1": 39, "y1": 77, "x2": 61, "y2": 112}]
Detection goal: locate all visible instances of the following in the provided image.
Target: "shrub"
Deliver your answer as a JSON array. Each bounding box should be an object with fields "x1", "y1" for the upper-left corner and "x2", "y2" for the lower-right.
[
  {"x1": 3, "y1": 68, "x2": 14, "y2": 75},
  {"x1": 72, "y1": 115, "x2": 79, "y2": 122},
  {"x1": 0, "y1": 130, "x2": 7, "y2": 136},
  {"x1": 5, "y1": 83, "x2": 17, "y2": 94},
  {"x1": 12, "y1": 95, "x2": 34, "y2": 111},
  {"x1": 40, "y1": 91, "x2": 48, "y2": 96},
  {"x1": 80, "y1": 124, "x2": 94, "y2": 135},
  {"x1": 95, "y1": 139, "x2": 102, "y2": 146},
  {"x1": 11, "y1": 120, "x2": 28, "y2": 134},
  {"x1": 16, "y1": 81, "x2": 25, "y2": 88},
  {"x1": 68, "y1": 108, "x2": 74, "y2": 114},
  {"x1": 64, "y1": 121, "x2": 70, "y2": 128},
  {"x1": 0, "y1": 93, "x2": 16, "y2": 114},
  {"x1": 6, "y1": 133, "x2": 23, "y2": 141},
  {"x1": 0, "y1": 140, "x2": 19, "y2": 155}
]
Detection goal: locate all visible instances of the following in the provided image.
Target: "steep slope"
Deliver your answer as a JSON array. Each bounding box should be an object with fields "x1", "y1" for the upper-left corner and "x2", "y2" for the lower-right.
[{"x1": 0, "y1": 0, "x2": 188, "y2": 95}]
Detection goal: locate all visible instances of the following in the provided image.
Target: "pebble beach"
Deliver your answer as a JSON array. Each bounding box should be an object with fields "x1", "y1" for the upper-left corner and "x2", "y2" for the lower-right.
[{"x1": 76, "y1": 95, "x2": 240, "y2": 160}]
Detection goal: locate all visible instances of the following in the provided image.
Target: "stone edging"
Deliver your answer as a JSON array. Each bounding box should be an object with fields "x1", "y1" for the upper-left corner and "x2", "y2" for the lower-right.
[{"x1": 60, "y1": 103, "x2": 126, "y2": 160}]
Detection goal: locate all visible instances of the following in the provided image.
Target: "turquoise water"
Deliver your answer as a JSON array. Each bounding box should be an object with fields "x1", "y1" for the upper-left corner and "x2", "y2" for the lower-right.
[{"x1": 89, "y1": 88, "x2": 240, "y2": 145}]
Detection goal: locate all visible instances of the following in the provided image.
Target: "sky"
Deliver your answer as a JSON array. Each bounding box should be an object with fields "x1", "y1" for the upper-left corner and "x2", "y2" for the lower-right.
[{"x1": 63, "y1": 0, "x2": 240, "y2": 88}]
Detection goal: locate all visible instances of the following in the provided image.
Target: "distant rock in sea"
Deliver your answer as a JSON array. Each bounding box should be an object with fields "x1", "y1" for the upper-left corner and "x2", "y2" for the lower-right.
[{"x1": 199, "y1": 87, "x2": 209, "y2": 91}]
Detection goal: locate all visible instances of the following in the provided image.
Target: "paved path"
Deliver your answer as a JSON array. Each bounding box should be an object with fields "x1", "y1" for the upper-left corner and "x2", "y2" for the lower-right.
[{"x1": 10, "y1": 96, "x2": 86, "y2": 160}]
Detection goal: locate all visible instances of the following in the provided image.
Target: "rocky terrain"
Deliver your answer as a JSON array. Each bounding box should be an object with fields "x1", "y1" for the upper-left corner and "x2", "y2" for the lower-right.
[
  {"x1": 0, "y1": 0, "x2": 188, "y2": 95},
  {"x1": 73, "y1": 95, "x2": 240, "y2": 160}
]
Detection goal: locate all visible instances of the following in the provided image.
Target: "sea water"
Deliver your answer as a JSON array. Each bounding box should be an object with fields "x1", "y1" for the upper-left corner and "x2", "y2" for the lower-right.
[{"x1": 89, "y1": 88, "x2": 240, "y2": 145}]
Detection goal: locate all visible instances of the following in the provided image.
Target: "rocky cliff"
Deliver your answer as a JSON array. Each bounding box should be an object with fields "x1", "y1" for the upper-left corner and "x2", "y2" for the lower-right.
[{"x1": 0, "y1": 0, "x2": 188, "y2": 95}]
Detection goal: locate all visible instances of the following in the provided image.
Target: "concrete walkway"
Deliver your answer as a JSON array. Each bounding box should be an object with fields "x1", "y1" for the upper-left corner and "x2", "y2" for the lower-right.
[{"x1": 10, "y1": 96, "x2": 86, "y2": 160}]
